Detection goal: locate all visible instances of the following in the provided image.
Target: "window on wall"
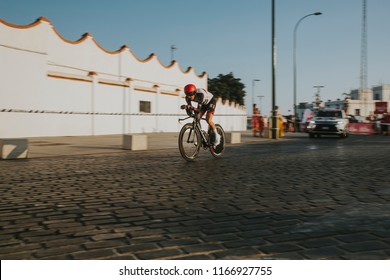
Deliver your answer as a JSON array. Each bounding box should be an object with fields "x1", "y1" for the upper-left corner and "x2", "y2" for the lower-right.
[
  {"x1": 355, "y1": 109, "x2": 360, "y2": 116},
  {"x1": 139, "y1": 101, "x2": 151, "y2": 113}
]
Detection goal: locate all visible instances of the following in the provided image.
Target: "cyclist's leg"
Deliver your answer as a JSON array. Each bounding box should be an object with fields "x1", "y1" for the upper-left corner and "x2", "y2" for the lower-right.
[
  {"x1": 206, "y1": 111, "x2": 216, "y2": 130},
  {"x1": 197, "y1": 109, "x2": 206, "y2": 121},
  {"x1": 205, "y1": 106, "x2": 220, "y2": 145},
  {"x1": 205, "y1": 98, "x2": 217, "y2": 129}
]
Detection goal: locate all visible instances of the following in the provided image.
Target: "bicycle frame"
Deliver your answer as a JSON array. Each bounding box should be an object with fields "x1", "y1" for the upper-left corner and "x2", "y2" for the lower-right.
[{"x1": 179, "y1": 115, "x2": 210, "y2": 147}]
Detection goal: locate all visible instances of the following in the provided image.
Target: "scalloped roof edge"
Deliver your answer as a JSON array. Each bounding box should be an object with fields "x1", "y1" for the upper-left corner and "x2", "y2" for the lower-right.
[{"x1": 0, "y1": 16, "x2": 207, "y2": 78}]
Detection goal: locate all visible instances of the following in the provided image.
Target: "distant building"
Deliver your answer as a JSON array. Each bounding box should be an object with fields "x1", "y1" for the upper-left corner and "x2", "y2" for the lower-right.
[
  {"x1": 296, "y1": 85, "x2": 390, "y2": 121},
  {"x1": 344, "y1": 85, "x2": 389, "y2": 118}
]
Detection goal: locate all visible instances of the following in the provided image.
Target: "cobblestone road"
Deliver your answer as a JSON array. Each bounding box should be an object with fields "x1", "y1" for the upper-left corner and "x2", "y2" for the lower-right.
[{"x1": 1, "y1": 134, "x2": 390, "y2": 259}]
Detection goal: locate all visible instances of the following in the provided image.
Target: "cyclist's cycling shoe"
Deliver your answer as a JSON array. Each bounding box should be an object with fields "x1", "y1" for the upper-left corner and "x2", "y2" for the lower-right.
[{"x1": 214, "y1": 133, "x2": 221, "y2": 147}]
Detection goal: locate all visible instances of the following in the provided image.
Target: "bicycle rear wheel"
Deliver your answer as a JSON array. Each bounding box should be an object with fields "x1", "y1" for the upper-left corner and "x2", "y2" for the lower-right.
[
  {"x1": 210, "y1": 124, "x2": 225, "y2": 158},
  {"x1": 178, "y1": 123, "x2": 201, "y2": 161}
]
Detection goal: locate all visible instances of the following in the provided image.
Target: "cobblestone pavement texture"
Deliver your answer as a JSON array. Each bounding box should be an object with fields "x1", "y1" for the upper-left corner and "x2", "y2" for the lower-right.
[{"x1": 1, "y1": 132, "x2": 390, "y2": 260}]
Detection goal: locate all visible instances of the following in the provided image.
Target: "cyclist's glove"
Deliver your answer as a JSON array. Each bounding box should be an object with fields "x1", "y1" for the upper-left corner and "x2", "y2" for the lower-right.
[{"x1": 183, "y1": 105, "x2": 195, "y2": 116}]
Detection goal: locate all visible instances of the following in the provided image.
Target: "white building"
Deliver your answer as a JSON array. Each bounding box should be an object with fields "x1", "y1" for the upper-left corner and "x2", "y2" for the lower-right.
[
  {"x1": 342, "y1": 85, "x2": 389, "y2": 118},
  {"x1": 0, "y1": 17, "x2": 246, "y2": 138},
  {"x1": 296, "y1": 85, "x2": 390, "y2": 121}
]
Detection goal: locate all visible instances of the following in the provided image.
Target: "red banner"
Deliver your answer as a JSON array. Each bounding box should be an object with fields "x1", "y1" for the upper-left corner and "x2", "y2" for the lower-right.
[
  {"x1": 348, "y1": 123, "x2": 375, "y2": 135},
  {"x1": 375, "y1": 102, "x2": 388, "y2": 114}
]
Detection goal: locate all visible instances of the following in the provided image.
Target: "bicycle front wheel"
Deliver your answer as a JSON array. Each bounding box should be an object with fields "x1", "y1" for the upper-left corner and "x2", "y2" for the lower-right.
[{"x1": 178, "y1": 123, "x2": 201, "y2": 161}]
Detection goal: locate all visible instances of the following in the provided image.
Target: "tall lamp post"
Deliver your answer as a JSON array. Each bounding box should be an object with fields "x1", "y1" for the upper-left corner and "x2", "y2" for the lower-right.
[
  {"x1": 257, "y1": 95, "x2": 265, "y2": 114},
  {"x1": 293, "y1": 12, "x2": 322, "y2": 118},
  {"x1": 271, "y1": 0, "x2": 277, "y2": 139},
  {"x1": 252, "y1": 79, "x2": 260, "y2": 114}
]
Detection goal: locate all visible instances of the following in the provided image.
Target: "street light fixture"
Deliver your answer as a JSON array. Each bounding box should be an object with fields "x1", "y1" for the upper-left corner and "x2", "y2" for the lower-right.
[
  {"x1": 257, "y1": 95, "x2": 265, "y2": 113},
  {"x1": 293, "y1": 12, "x2": 322, "y2": 118},
  {"x1": 252, "y1": 79, "x2": 260, "y2": 114}
]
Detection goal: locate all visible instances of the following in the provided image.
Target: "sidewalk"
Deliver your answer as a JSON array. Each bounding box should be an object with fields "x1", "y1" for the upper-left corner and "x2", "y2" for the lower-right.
[{"x1": 27, "y1": 130, "x2": 305, "y2": 158}]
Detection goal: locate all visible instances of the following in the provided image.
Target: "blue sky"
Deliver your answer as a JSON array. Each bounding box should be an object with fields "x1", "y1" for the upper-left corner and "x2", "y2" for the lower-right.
[{"x1": 1, "y1": 0, "x2": 389, "y2": 115}]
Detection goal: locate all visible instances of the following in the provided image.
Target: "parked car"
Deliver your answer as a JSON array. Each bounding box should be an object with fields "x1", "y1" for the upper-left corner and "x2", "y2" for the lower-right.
[{"x1": 307, "y1": 109, "x2": 349, "y2": 138}]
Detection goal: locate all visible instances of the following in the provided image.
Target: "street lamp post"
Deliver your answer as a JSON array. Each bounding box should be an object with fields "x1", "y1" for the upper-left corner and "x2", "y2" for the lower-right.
[
  {"x1": 252, "y1": 79, "x2": 260, "y2": 114},
  {"x1": 257, "y1": 95, "x2": 265, "y2": 113},
  {"x1": 271, "y1": 0, "x2": 277, "y2": 139},
  {"x1": 293, "y1": 12, "x2": 322, "y2": 118}
]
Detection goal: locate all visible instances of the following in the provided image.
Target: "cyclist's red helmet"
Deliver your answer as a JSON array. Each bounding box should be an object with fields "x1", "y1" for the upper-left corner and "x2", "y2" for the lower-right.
[{"x1": 184, "y1": 84, "x2": 197, "y2": 96}]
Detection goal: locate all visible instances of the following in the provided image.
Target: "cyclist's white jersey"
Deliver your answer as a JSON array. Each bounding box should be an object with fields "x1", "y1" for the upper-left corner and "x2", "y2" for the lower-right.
[{"x1": 192, "y1": 88, "x2": 215, "y2": 105}]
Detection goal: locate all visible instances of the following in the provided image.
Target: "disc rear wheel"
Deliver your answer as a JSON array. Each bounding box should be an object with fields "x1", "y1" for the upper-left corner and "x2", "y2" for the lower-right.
[{"x1": 210, "y1": 124, "x2": 225, "y2": 158}]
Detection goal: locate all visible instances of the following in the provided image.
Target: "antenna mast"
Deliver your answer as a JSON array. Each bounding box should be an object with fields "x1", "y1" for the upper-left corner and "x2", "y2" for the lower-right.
[{"x1": 360, "y1": 0, "x2": 368, "y2": 94}]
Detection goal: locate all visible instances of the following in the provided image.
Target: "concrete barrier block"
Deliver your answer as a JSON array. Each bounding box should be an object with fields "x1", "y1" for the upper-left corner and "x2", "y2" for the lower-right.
[
  {"x1": 225, "y1": 132, "x2": 241, "y2": 144},
  {"x1": 263, "y1": 128, "x2": 270, "y2": 138},
  {"x1": 0, "y1": 138, "x2": 29, "y2": 159},
  {"x1": 122, "y1": 134, "x2": 147, "y2": 150}
]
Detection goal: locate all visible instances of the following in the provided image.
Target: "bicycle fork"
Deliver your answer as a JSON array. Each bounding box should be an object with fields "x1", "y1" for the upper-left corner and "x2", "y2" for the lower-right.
[
  {"x1": 194, "y1": 123, "x2": 209, "y2": 148},
  {"x1": 185, "y1": 122, "x2": 211, "y2": 148}
]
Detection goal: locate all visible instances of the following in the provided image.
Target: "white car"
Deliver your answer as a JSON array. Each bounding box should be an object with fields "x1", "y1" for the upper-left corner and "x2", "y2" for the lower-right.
[{"x1": 307, "y1": 109, "x2": 349, "y2": 138}]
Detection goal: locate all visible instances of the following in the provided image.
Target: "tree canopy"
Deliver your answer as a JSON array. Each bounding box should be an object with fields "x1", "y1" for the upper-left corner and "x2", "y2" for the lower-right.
[{"x1": 208, "y1": 72, "x2": 246, "y2": 106}]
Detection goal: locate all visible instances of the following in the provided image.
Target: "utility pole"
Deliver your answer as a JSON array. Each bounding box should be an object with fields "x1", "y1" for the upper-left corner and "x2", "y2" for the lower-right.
[
  {"x1": 360, "y1": 0, "x2": 368, "y2": 116},
  {"x1": 257, "y1": 95, "x2": 265, "y2": 113},
  {"x1": 271, "y1": 0, "x2": 277, "y2": 139},
  {"x1": 360, "y1": 0, "x2": 368, "y2": 92},
  {"x1": 170, "y1": 45, "x2": 177, "y2": 62},
  {"x1": 313, "y1": 85, "x2": 324, "y2": 109},
  {"x1": 252, "y1": 79, "x2": 260, "y2": 113}
]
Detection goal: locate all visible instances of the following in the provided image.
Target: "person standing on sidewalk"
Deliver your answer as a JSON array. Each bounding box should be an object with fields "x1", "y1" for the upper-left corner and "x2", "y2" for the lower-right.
[
  {"x1": 251, "y1": 107, "x2": 260, "y2": 137},
  {"x1": 258, "y1": 114, "x2": 265, "y2": 137}
]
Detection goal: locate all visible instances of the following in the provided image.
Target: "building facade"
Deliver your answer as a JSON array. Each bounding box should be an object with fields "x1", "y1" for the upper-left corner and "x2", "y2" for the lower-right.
[
  {"x1": 0, "y1": 17, "x2": 246, "y2": 138},
  {"x1": 296, "y1": 85, "x2": 389, "y2": 121}
]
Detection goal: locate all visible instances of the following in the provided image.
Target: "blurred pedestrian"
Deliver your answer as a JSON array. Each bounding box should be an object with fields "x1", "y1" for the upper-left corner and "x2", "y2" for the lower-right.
[
  {"x1": 258, "y1": 114, "x2": 265, "y2": 137},
  {"x1": 251, "y1": 107, "x2": 260, "y2": 137},
  {"x1": 278, "y1": 113, "x2": 285, "y2": 137},
  {"x1": 381, "y1": 113, "x2": 390, "y2": 136},
  {"x1": 291, "y1": 115, "x2": 296, "y2": 132}
]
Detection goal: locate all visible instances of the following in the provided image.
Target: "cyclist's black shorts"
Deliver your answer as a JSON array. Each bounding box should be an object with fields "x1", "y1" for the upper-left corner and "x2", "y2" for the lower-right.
[{"x1": 200, "y1": 97, "x2": 217, "y2": 114}]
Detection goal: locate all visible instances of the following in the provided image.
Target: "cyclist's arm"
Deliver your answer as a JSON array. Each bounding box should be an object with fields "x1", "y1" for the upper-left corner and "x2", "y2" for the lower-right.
[
  {"x1": 196, "y1": 103, "x2": 203, "y2": 113},
  {"x1": 183, "y1": 97, "x2": 196, "y2": 115},
  {"x1": 193, "y1": 91, "x2": 205, "y2": 113},
  {"x1": 185, "y1": 96, "x2": 192, "y2": 106}
]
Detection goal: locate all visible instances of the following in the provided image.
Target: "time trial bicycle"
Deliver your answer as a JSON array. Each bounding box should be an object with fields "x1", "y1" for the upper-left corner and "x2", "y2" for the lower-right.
[{"x1": 178, "y1": 106, "x2": 225, "y2": 161}]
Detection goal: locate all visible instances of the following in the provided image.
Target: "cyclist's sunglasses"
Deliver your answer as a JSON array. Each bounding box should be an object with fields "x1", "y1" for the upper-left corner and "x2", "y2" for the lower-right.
[{"x1": 187, "y1": 91, "x2": 196, "y2": 96}]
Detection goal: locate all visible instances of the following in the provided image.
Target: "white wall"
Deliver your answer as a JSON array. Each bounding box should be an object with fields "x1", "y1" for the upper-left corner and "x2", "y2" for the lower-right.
[{"x1": 0, "y1": 17, "x2": 246, "y2": 138}]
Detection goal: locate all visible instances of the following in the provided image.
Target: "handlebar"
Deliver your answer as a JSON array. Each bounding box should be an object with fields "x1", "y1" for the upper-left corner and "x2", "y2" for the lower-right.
[
  {"x1": 178, "y1": 116, "x2": 192, "y2": 122},
  {"x1": 178, "y1": 105, "x2": 205, "y2": 123}
]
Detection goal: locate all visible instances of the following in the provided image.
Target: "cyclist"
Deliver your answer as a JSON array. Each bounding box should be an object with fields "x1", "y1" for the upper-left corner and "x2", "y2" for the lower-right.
[{"x1": 183, "y1": 84, "x2": 221, "y2": 146}]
